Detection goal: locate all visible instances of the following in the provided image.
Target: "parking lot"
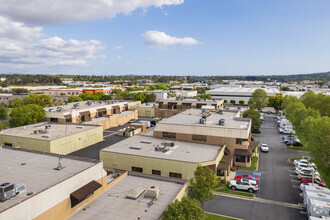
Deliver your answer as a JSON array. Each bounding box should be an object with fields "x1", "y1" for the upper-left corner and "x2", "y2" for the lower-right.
[{"x1": 205, "y1": 114, "x2": 309, "y2": 219}]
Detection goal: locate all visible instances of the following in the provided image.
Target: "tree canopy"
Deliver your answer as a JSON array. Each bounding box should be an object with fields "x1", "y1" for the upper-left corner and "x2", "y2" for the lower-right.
[
  {"x1": 0, "y1": 106, "x2": 8, "y2": 122},
  {"x1": 9, "y1": 104, "x2": 45, "y2": 127},
  {"x1": 243, "y1": 109, "x2": 261, "y2": 130},
  {"x1": 67, "y1": 96, "x2": 83, "y2": 103},
  {"x1": 22, "y1": 94, "x2": 52, "y2": 107},
  {"x1": 189, "y1": 166, "x2": 220, "y2": 210},
  {"x1": 248, "y1": 89, "x2": 268, "y2": 110},
  {"x1": 162, "y1": 197, "x2": 205, "y2": 220}
]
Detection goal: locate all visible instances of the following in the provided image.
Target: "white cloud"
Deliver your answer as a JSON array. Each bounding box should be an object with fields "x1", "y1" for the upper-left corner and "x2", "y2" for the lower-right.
[
  {"x1": 0, "y1": 16, "x2": 106, "y2": 72},
  {"x1": 0, "y1": 0, "x2": 184, "y2": 25},
  {"x1": 143, "y1": 31, "x2": 201, "y2": 49},
  {"x1": 117, "y1": 56, "x2": 122, "y2": 60},
  {"x1": 113, "y1": 46, "x2": 123, "y2": 50}
]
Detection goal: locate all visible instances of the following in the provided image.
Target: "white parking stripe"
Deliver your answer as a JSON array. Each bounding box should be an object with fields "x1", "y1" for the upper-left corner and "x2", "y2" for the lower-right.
[{"x1": 291, "y1": 180, "x2": 300, "y2": 183}]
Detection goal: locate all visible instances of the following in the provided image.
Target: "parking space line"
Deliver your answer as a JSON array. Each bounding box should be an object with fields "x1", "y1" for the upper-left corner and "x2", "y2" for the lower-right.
[
  {"x1": 289, "y1": 174, "x2": 298, "y2": 177},
  {"x1": 291, "y1": 180, "x2": 300, "y2": 183},
  {"x1": 292, "y1": 185, "x2": 300, "y2": 188}
]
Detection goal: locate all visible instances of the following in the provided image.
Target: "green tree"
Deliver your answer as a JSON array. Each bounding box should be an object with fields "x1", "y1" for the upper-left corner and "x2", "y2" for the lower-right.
[
  {"x1": 167, "y1": 90, "x2": 176, "y2": 98},
  {"x1": 268, "y1": 94, "x2": 283, "y2": 109},
  {"x1": 9, "y1": 98, "x2": 23, "y2": 108},
  {"x1": 281, "y1": 95, "x2": 299, "y2": 110},
  {"x1": 230, "y1": 100, "x2": 236, "y2": 104},
  {"x1": 196, "y1": 94, "x2": 211, "y2": 99},
  {"x1": 248, "y1": 89, "x2": 268, "y2": 110},
  {"x1": 189, "y1": 166, "x2": 220, "y2": 210},
  {"x1": 67, "y1": 96, "x2": 83, "y2": 103},
  {"x1": 22, "y1": 94, "x2": 51, "y2": 107},
  {"x1": 156, "y1": 83, "x2": 168, "y2": 90},
  {"x1": 243, "y1": 109, "x2": 261, "y2": 130},
  {"x1": 146, "y1": 93, "x2": 156, "y2": 103},
  {"x1": 10, "y1": 104, "x2": 45, "y2": 127},
  {"x1": 0, "y1": 106, "x2": 8, "y2": 122},
  {"x1": 239, "y1": 100, "x2": 245, "y2": 105},
  {"x1": 280, "y1": 86, "x2": 290, "y2": 91},
  {"x1": 162, "y1": 196, "x2": 205, "y2": 220}
]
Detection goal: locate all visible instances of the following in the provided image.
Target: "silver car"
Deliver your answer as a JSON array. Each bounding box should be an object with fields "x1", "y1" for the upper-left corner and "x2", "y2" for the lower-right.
[{"x1": 229, "y1": 180, "x2": 259, "y2": 193}]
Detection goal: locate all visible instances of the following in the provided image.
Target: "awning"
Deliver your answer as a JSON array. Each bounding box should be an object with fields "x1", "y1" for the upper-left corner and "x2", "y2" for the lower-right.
[
  {"x1": 217, "y1": 163, "x2": 230, "y2": 170},
  {"x1": 224, "y1": 147, "x2": 230, "y2": 155},
  {"x1": 97, "y1": 108, "x2": 107, "y2": 112},
  {"x1": 64, "y1": 114, "x2": 72, "y2": 119},
  {"x1": 234, "y1": 146, "x2": 253, "y2": 156},
  {"x1": 222, "y1": 155, "x2": 233, "y2": 163},
  {"x1": 70, "y1": 180, "x2": 102, "y2": 203},
  {"x1": 250, "y1": 141, "x2": 259, "y2": 148},
  {"x1": 79, "y1": 111, "x2": 90, "y2": 115}
]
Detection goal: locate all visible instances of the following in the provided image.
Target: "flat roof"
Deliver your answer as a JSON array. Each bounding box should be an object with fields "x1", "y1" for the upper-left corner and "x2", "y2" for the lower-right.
[
  {"x1": 0, "y1": 147, "x2": 98, "y2": 213},
  {"x1": 207, "y1": 87, "x2": 280, "y2": 95},
  {"x1": 162, "y1": 97, "x2": 223, "y2": 103},
  {"x1": 158, "y1": 109, "x2": 250, "y2": 129},
  {"x1": 133, "y1": 103, "x2": 158, "y2": 108},
  {"x1": 70, "y1": 173, "x2": 185, "y2": 220},
  {"x1": 0, "y1": 122, "x2": 99, "y2": 141},
  {"x1": 101, "y1": 135, "x2": 222, "y2": 163},
  {"x1": 44, "y1": 100, "x2": 128, "y2": 113}
]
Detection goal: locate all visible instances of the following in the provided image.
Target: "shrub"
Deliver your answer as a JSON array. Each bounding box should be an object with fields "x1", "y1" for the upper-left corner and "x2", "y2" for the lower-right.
[
  {"x1": 224, "y1": 100, "x2": 227, "y2": 103},
  {"x1": 230, "y1": 100, "x2": 236, "y2": 104},
  {"x1": 239, "y1": 100, "x2": 244, "y2": 105}
]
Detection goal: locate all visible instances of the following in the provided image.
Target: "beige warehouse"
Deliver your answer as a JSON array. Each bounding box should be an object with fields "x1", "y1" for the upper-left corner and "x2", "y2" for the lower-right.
[
  {"x1": 0, "y1": 122, "x2": 103, "y2": 155},
  {"x1": 100, "y1": 135, "x2": 225, "y2": 180}
]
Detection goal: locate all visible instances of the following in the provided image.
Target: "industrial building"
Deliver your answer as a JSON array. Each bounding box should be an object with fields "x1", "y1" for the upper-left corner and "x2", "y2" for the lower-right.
[
  {"x1": 0, "y1": 93, "x2": 27, "y2": 106},
  {"x1": 130, "y1": 103, "x2": 158, "y2": 118},
  {"x1": 206, "y1": 86, "x2": 281, "y2": 103},
  {"x1": 154, "y1": 108, "x2": 253, "y2": 167},
  {"x1": 44, "y1": 100, "x2": 130, "y2": 124},
  {"x1": 100, "y1": 135, "x2": 225, "y2": 180},
  {"x1": 156, "y1": 97, "x2": 224, "y2": 118},
  {"x1": 0, "y1": 122, "x2": 103, "y2": 155},
  {"x1": 70, "y1": 172, "x2": 188, "y2": 220},
  {"x1": 0, "y1": 147, "x2": 108, "y2": 220}
]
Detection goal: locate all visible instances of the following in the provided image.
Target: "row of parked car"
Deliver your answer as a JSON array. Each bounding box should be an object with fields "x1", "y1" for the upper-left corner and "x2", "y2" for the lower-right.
[
  {"x1": 277, "y1": 115, "x2": 304, "y2": 146},
  {"x1": 293, "y1": 159, "x2": 329, "y2": 219}
]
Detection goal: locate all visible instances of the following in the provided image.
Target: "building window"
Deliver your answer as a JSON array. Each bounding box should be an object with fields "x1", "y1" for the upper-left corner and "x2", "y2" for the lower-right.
[
  {"x1": 152, "y1": 170, "x2": 161, "y2": 175},
  {"x1": 169, "y1": 172, "x2": 182, "y2": 179},
  {"x1": 235, "y1": 156, "x2": 246, "y2": 163},
  {"x1": 162, "y1": 132, "x2": 176, "y2": 139},
  {"x1": 4, "y1": 142, "x2": 12, "y2": 147},
  {"x1": 247, "y1": 156, "x2": 250, "y2": 163},
  {"x1": 192, "y1": 135, "x2": 207, "y2": 142},
  {"x1": 50, "y1": 118, "x2": 59, "y2": 123},
  {"x1": 132, "y1": 167, "x2": 143, "y2": 172}
]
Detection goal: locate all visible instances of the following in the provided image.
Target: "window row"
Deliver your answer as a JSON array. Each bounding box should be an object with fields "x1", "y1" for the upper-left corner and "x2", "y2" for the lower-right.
[{"x1": 131, "y1": 167, "x2": 182, "y2": 179}]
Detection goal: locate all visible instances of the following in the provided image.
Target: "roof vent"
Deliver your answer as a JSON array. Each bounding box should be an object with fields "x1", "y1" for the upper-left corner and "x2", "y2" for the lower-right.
[
  {"x1": 145, "y1": 186, "x2": 160, "y2": 199},
  {"x1": 41, "y1": 135, "x2": 51, "y2": 138},
  {"x1": 130, "y1": 146, "x2": 142, "y2": 150},
  {"x1": 126, "y1": 187, "x2": 146, "y2": 200},
  {"x1": 219, "y1": 119, "x2": 225, "y2": 126},
  {"x1": 162, "y1": 142, "x2": 175, "y2": 147},
  {"x1": 140, "y1": 140, "x2": 152, "y2": 144},
  {"x1": 200, "y1": 118, "x2": 206, "y2": 124}
]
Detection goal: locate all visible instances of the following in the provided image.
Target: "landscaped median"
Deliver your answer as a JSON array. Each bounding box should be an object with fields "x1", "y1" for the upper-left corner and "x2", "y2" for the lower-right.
[
  {"x1": 206, "y1": 212, "x2": 240, "y2": 220},
  {"x1": 215, "y1": 182, "x2": 255, "y2": 198},
  {"x1": 286, "y1": 146, "x2": 309, "y2": 152}
]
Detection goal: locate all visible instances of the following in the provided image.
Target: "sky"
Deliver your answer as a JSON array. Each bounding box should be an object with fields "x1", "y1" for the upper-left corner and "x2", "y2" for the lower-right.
[{"x1": 0, "y1": 0, "x2": 330, "y2": 75}]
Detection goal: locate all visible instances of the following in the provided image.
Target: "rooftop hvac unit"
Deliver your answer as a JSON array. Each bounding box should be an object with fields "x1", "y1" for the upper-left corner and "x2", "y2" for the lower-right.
[
  {"x1": 33, "y1": 130, "x2": 39, "y2": 134},
  {"x1": 0, "y1": 182, "x2": 15, "y2": 202},
  {"x1": 200, "y1": 118, "x2": 206, "y2": 124},
  {"x1": 219, "y1": 119, "x2": 225, "y2": 126},
  {"x1": 145, "y1": 186, "x2": 160, "y2": 199},
  {"x1": 162, "y1": 142, "x2": 175, "y2": 147},
  {"x1": 126, "y1": 187, "x2": 146, "y2": 200},
  {"x1": 155, "y1": 146, "x2": 169, "y2": 153},
  {"x1": 130, "y1": 146, "x2": 142, "y2": 150},
  {"x1": 140, "y1": 140, "x2": 152, "y2": 144}
]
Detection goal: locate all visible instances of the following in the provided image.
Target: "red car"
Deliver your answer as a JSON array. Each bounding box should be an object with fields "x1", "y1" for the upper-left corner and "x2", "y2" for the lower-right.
[
  {"x1": 234, "y1": 175, "x2": 259, "y2": 183},
  {"x1": 300, "y1": 177, "x2": 327, "y2": 187}
]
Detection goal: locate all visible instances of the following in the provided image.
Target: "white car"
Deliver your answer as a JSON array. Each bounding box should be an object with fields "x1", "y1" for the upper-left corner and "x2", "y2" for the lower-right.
[
  {"x1": 298, "y1": 171, "x2": 320, "y2": 180},
  {"x1": 260, "y1": 144, "x2": 269, "y2": 152},
  {"x1": 295, "y1": 167, "x2": 315, "y2": 174},
  {"x1": 229, "y1": 180, "x2": 259, "y2": 193},
  {"x1": 295, "y1": 161, "x2": 316, "y2": 169}
]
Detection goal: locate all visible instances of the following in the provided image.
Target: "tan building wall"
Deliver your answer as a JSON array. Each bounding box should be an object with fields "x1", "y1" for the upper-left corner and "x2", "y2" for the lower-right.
[
  {"x1": 92, "y1": 110, "x2": 138, "y2": 130},
  {"x1": 131, "y1": 106, "x2": 156, "y2": 117},
  {"x1": 0, "y1": 162, "x2": 107, "y2": 220},
  {"x1": 0, "y1": 126, "x2": 103, "y2": 155},
  {"x1": 100, "y1": 147, "x2": 224, "y2": 180}
]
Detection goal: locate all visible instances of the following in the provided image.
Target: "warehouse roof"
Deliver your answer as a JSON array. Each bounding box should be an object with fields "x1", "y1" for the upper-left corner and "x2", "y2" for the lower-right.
[
  {"x1": 158, "y1": 109, "x2": 250, "y2": 129},
  {"x1": 0, "y1": 147, "x2": 98, "y2": 213},
  {"x1": 70, "y1": 172, "x2": 186, "y2": 220},
  {"x1": 207, "y1": 87, "x2": 280, "y2": 96},
  {"x1": 101, "y1": 135, "x2": 222, "y2": 163},
  {"x1": 0, "y1": 122, "x2": 100, "y2": 141}
]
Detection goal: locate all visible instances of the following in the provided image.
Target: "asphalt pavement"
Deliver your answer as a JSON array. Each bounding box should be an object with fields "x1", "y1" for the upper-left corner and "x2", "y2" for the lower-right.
[{"x1": 204, "y1": 114, "x2": 308, "y2": 220}]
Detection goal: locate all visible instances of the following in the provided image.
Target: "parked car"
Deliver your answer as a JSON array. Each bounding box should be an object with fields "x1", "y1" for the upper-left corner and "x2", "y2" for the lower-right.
[
  {"x1": 229, "y1": 180, "x2": 259, "y2": 193},
  {"x1": 295, "y1": 162, "x2": 316, "y2": 170},
  {"x1": 260, "y1": 144, "x2": 269, "y2": 152},
  {"x1": 235, "y1": 175, "x2": 259, "y2": 183},
  {"x1": 294, "y1": 159, "x2": 315, "y2": 167},
  {"x1": 252, "y1": 129, "x2": 261, "y2": 134},
  {"x1": 283, "y1": 134, "x2": 296, "y2": 140},
  {"x1": 286, "y1": 140, "x2": 303, "y2": 146},
  {"x1": 298, "y1": 171, "x2": 320, "y2": 180},
  {"x1": 300, "y1": 178, "x2": 327, "y2": 188},
  {"x1": 295, "y1": 167, "x2": 315, "y2": 175}
]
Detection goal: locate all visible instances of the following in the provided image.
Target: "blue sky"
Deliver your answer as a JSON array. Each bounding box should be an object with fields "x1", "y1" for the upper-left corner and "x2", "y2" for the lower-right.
[{"x1": 0, "y1": 0, "x2": 329, "y2": 75}]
